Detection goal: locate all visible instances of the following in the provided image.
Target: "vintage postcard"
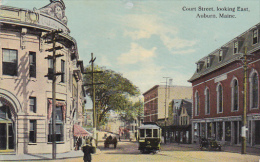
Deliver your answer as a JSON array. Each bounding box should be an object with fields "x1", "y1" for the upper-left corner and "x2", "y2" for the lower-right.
[{"x1": 0, "y1": 0, "x2": 260, "y2": 161}]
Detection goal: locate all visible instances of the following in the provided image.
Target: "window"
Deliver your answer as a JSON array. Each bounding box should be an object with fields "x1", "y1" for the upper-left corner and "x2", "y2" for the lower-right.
[
  {"x1": 232, "y1": 79, "x2": 239, "y2": 111},
  {"x1": 146, "y1": 129, "x2": 152, "y2": 137},
  {"x1": 234, "y1": 41, "x2": 238, "y2": 54},
  {"x1": 206, "y1": 57, "x2": 211, "y2": 68},
  {"x1": 48, "y1": 106, "x2": 64, "y2": 142},
  {"x1": 219, "y1": 50, "x2": 223, "y2": 62},
  {"x1": 197, "y1": 64, "x2": 201, "y2": 72},
  {"x1": 250, "y1": 72, "x2": 258, "y2": 109},
  {"x1": 61, "y1": 60, "x2": 65, "y2": 83},
  {"x1": 205, "y1": 88, "x2": 210, "y2": 115},
  {"x1": 29, "y1": 52, "x2": 36, "y2": 78},
  {"x1": 140, "y1": 129, "x2": 144, "y2": 138},
  {"x1": 153, "y1": 129, "x2": 158, "y2": 137},
  {"x1": 29, "y1": 120, "x2": 36, "y2": 143},
  {"x1": 0, "y1": 105, "x2": 11, "y2": 119},
  {"x1": 2, "y1": 49, "x2": 18, "y2": 76},
  {"x1": 253, "y1": 29, "x2": 258, "y2": 44},
  {"x1": 195, "y1": 91, "x2": 199, "y2": 116},
  {"x1": 217, "y1": 84, "x2": 223, "y2": 113},
  {"x1": 29, "y1": 97, "x2": 36, "y2": 113},
  {"x1": 48, "y1": 59, "x2": 53, "y2": 80}
]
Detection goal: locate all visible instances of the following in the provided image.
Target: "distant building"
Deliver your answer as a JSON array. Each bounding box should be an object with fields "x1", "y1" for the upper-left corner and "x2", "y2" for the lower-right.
[
  {"x1": 0, "y1": 0, "x2": 86, "y2": 154},
  {"x1": 143, "y1": 85, "x2": 192, "y2": 126},
  {"x1": 189, "y1": 22, "x2": 260, "y2": 146},
  {"x1": 166, "y1": 99, "x2": 192, "y2": 144}
]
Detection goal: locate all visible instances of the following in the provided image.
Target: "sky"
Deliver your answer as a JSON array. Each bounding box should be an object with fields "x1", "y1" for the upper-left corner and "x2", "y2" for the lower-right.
[{"x1": 2, "y1": 0, "x2": 260, "y2": 104}]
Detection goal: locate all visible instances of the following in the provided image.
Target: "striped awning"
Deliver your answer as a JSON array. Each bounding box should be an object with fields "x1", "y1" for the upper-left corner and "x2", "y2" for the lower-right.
[{"x1": 73, "y1": 124, "x2": 92, "y2": 137}]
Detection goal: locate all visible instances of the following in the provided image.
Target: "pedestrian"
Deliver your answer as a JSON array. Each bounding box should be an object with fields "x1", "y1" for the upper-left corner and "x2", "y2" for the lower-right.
[{"x1": 82, "y1": 139, "x2": 94, "y2": 162}]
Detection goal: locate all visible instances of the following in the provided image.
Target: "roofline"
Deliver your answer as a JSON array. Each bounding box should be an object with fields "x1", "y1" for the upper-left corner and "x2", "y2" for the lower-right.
[{"x1": 142, "y1": 85, "x2": 159, "y2": 96}]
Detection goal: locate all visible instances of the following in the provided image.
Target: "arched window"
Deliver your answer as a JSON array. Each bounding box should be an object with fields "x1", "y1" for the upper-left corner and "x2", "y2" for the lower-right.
[
  {"x1": 231, "y1": 79, "x2": 239, "y2": 111},
  {"x1": 195, "y1": 91, "x2": 199, "y2": 116},
  {"x1": 205, "y1": 88, "x2": 210, "y2": 115},
  {"x1": 250, "y1": 72, "x2": 259, "y2": 109},
  {"x1": 217, "y1": 84, "x2": 223, "y2": 113}
]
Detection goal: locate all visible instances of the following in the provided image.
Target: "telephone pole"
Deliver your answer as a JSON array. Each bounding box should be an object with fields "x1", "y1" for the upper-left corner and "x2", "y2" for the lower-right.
[
  {"x1": 163, "y1": 77, "x2": 170, "y2": 144},
  {"x1": 83, "y1": 53, "x2": 103, "y2": 147},
  {"x1": 242, "y1": 46, "x2": 248, "y2": 154},
  {"x1": 44, "y1": 29, "x2": 64, "y2": 159}
]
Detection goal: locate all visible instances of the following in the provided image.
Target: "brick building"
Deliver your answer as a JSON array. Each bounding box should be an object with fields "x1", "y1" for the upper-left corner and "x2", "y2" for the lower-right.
[
  {"x1": 189, "y1": 23, "x2": 260, "y2": 146},
  {"x1": 142, "y1": 85, "x2": 192, "y2": 126}
]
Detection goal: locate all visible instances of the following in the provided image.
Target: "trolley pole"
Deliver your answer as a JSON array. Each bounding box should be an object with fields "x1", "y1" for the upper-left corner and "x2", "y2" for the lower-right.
[{"x1": 242, "y1": 46, "x2": 248, "y2": 154}]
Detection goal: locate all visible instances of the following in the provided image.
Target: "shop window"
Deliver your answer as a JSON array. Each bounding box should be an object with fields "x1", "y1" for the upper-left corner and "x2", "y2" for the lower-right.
[
  {"x1": 225, "y1": 122, "x2": 231, "y2": 142},
  {"x1": 29, "y1": 120, "x2": 36, "y2": 143},
  {"x1": 29, "y1": 97, "x2": 36, "y2": 113},
  {"x1": 2, "y1": 49, "x2": 18, "y2": 76},
  {"x1": 48, "y1": 106, "x2": 64, "y2": 142},
  {"x1": 29, "y1": 52, "x2": 36, "y2": 78}
]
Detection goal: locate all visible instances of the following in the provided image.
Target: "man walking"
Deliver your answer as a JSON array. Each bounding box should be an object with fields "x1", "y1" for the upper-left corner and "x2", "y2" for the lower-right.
[{"x1": 82, "y1": 139, "x2": 94, "y2": 162}]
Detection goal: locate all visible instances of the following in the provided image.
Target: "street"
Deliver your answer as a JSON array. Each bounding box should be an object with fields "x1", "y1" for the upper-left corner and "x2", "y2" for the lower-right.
[{"x1": 50, "y1": 141, "x2": 260, "y2": 162}]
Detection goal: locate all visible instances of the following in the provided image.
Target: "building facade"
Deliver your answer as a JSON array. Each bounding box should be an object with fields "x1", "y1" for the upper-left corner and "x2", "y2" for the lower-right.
[
  {"x1": 166, "y1": 99, "x2": 192, "y2": 144},
  {"x1": 0, "y1": 0, "x2": 86, "y2": 154},
  {"x1": 189, "y1": 23, "x2": 260, "y2": 146},
  {"x1": 143, "y1": 85, "x2": 192, "y2": 125}
]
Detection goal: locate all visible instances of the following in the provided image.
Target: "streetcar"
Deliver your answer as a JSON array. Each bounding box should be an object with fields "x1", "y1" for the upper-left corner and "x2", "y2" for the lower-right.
[{"x1": 138, "y1": 122, "x2": 162, "y2": 154}]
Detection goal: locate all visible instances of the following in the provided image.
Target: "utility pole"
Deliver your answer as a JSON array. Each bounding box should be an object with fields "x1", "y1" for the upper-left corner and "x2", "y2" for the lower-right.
[
  {"x1": 83, "y1": 53, "x2": 103, "y2": 147},
  {"x1": 163, "y1": 77, "x2": 170, "y2": 144},
  {"x1": 242, "y1": 46, "x2": 248, "y2": 154},
  {"x1": 44, "y1": 29, "x2": 64, "y2": 159}
]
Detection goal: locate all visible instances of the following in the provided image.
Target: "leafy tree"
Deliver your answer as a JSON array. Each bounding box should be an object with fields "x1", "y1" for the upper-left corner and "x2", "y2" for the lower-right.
[{"x1": 84, "y1": 65, "x2": 141, "y2": 126}]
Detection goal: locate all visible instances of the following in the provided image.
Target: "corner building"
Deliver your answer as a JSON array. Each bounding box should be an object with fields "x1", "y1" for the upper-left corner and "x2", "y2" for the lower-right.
[
  {"x1": 0, "y1": 0, "x2": 86, "y2": 154},
  {"x1": 189, "y1": 23, "x2": 260, "y2": 146}
]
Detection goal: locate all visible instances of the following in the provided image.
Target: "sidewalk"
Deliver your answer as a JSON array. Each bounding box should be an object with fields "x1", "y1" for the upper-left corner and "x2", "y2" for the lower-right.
[{"x1": 0, "y1": 148, "x2": 101, "y2": 161}]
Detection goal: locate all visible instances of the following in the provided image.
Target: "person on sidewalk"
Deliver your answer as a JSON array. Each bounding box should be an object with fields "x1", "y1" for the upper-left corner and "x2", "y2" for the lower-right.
[{"x1": 82, "y1": 139, "x2": 94, "y2": 162}]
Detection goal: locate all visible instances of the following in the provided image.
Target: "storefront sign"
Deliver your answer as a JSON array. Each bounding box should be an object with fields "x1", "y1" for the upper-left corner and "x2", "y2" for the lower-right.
[{"x1": 214, "y1": 74, "x2": 227, "y2": 83}]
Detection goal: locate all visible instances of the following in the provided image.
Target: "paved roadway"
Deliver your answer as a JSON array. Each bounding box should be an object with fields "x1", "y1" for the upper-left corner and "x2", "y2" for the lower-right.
[{"x1": 52, "y1": 141, "x2": 260, "y2": 162}]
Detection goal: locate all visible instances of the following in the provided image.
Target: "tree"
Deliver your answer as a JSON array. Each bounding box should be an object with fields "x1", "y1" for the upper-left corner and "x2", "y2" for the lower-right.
[{"x1": 84, "y1": 65, "x2": 141, "y2": 126}]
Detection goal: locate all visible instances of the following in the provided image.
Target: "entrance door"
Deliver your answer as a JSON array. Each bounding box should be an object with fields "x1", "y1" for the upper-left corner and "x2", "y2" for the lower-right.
[
  {"x1": 255, "y1": 120, "x2": 260, "y2": 144},
  {"x1": 0, "y1": 105, "x2": 14, "y2": 150}
]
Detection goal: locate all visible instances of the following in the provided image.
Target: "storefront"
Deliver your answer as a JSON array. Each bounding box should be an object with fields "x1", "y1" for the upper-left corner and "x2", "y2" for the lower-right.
[{"x1": 192, "y1": 116, "x2": 243, "y2": 145}]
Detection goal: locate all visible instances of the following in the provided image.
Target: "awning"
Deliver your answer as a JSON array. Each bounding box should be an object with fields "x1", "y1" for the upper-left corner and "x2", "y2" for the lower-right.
[{"x1": 73, "y1": 124, "x2": 92, "y2": 137}]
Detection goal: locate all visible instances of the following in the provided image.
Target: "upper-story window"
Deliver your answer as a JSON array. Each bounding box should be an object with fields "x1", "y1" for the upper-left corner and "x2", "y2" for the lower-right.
[
  {"x1": 250, "y1": 72, "x2": 258, "y2": 109},
  {"x1": 205, "y1": 88, "x2": 210, "y2": 115},
  {"x1": 219, "y1": 50, "x2": 223, "y2": 62},
  {"x1": 61, "y1": 60, "x2": 65, "y2": 83},
  {"x1": 195, "y1": 91, "x2": 199, "y2": 116},
  {"x1": 48, "y1": 59, "x2": 53, "y2": 80},
  {"x1": 234, "y1": 41, "x2": 238, "y2": 54},
  {"x1": 29, "y1": 97, "x2": 36, "y2": 113},
  {"x1": 217, "y1": 84, "x2": 223, "y2": 113},
  {"x1": 206, "y1": 57, "x2": 211, "y2": 68},
  {"x1": 29, "y1": 52, "x2": 36, "y2": 78},
  {"x1": 231, "y1": 79, "x2": 239, "y2": 111},
  {"x1": 253, "y1": 29, "x2": 258, "y2": 44},
  {"x1": 2, "y1": 49, "x2": 18, "y2": 76}
]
